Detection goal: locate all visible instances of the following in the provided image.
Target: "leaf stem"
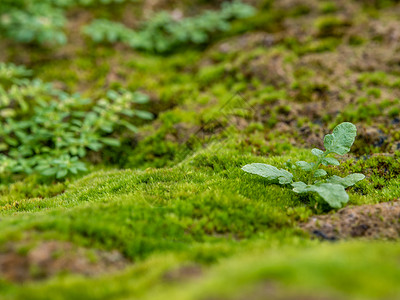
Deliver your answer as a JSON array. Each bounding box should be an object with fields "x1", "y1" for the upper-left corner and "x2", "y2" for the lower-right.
[{"x1": 308, "y1": 151, "x2": 330, "y2": 184}]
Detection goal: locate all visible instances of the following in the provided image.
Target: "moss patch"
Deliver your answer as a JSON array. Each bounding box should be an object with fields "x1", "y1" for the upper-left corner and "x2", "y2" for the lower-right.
[{"x1": 1, "y1": 0, "x2": 400, "y2": 299}]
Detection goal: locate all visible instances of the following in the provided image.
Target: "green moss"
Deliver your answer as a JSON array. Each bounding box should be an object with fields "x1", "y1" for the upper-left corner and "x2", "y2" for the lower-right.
[
  {"x1": 291, "y1": 80, "x2": 330, "y2": 102},
  {"x1": 358, "y1": 71, "x2": 389, "y2": 86},
  {"x1": 0, "y1": 150, "x2": 314, "y2": 258},
  {"x1": 196, "y1": 64, "x2": 226, "y2": 86},
  {"x1": 0, "y1": 143, "x2": 399, "y2": 299},
  {"x1": 0, "y1": 175, "x2": 67, "y2": 207},
  {"x1": 337, "y1": 155, "x2": 400, "y2": 204},
  {"x1": 388, "y1": 106, "x2": 400, "y2": 117},
  {"x1": 287, "y1": 4, "x2": 312, "y2": 17},
  {"x1": 366, "y1": 87, "x2": 382, "y2": 98},
  {"x1": 336, "y1": 102, "x2": 381, "y2": 123},
  {"x1": 348, "y1": 34, "x2": 366, "y2": 46},
  {"x1": 145, "y1": 242, "x2": 400, "y2": 300},
  {"x1": 315, "y1": 16, "x2": 351, "y2": 37},
  {"x1": 1, "y1": 1, "x2": 400, "y2": 299},
  {"x1": 228, "y1": 9, "x2": 284, "y2": 34},
  {"x1": 284, "y1": 36, "x2": 341, "y2": 55},
  {"x1": 361, "y1": 0, "x2": 400, "y2": 9},
  {"x1": 319, "y1": 1, "x2": 339, "y2": 14}
]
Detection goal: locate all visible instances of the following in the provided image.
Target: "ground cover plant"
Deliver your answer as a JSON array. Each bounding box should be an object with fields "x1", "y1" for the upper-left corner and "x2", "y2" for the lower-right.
[
  {"x1": 0, "y1": 63, "x2": 152, "y2": 179},
  {"x1": 0, "y1": 0, "x2": 137, "y2": 45},
  {"x1": 83, "y1": 1, "x2": 256, "y2": 53},
  {"x1": 0, "y1": 0, "x2": 400, "y2": 299},
  {"x1": 0, "y1": 0, "x2": 67, "y2": 45}
]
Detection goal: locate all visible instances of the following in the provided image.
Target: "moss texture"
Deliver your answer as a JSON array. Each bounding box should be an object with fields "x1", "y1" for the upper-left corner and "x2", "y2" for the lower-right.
[{"x1": 1, "y1": 0, "x2": 400, "y2": 299}]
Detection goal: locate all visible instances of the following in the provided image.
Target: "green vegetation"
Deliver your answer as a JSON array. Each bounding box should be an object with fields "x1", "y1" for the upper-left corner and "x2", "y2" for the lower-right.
[
  {"x1": 0, "y1": 0, "x2": 67, "y2": 45},
  {"x1": 0, "y1": 0, "x2": 137, "y2": 45},
  {"x1": 83, "y1": 1, "x2": 256, "y2": 53},
  {"x1": 0, "y1": 63, "x2": 152, "y2": 179},
  {"x1": 0, "y1": 0, "x2": 400, "y2": 299},
  {"x1": 242, "y1": 123, "x2": 365, "y2": 209}
]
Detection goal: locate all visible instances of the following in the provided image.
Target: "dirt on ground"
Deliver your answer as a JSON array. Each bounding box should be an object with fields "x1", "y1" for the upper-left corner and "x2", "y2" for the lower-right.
[
  {"x1": 300, "y1": 200, "x2": 400, "y2": 240},
  {"x1": 0, "y1": 240, "x2": 129, "y2": 283},
  {"x1": 163, "y1": 264, "x2": 203, "y2": 282}
]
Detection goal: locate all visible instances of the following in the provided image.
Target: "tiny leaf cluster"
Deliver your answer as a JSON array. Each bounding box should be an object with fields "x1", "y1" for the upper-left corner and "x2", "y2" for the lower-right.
[
  {"x1": 0, "y1": 0, "x2": 136, "y2": 45},
  {"x1": 0, "y1": 63, "x2": 152, "y2": 179},
  {"x1": 242, "y1": 122, "x2": 365, "y2": 209},
  {"x1": 83, "y1": 1, "x2": 256, "y2": 53}
]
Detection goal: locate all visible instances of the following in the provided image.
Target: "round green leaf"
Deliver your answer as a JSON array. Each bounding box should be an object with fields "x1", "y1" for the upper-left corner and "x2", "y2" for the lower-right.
[
  {"x1": 242, "y1": 163, "x2": 293, "y2": 184},
  {"x1": 324, "y1": 122, "x2": 357, "y2": 155}
]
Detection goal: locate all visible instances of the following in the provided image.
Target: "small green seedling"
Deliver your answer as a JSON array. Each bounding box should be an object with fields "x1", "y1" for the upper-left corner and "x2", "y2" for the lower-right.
[{"x1": 242, "y1": 122, "x2": 365, "y2": 209}]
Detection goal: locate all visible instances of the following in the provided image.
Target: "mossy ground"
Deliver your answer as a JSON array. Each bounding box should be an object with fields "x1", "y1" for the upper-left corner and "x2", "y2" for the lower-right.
[{"x1": 1, "y1": 0, "x2": 400, "y2": 299}]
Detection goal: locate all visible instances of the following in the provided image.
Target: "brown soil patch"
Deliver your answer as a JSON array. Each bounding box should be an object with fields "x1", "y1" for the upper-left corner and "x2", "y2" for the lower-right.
[
  {"x1": 213, "y1": 32, "x2": 277, "y2": 55},
  {"x1": 0, "y1": 240, "x2": 129, "y2": 283},
  {"x1": 163, "y1": 264, "x2": 203, "y2": 282},
  {"x1": 300, "y1": 201, "x2": 400, "y2": 240}
]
